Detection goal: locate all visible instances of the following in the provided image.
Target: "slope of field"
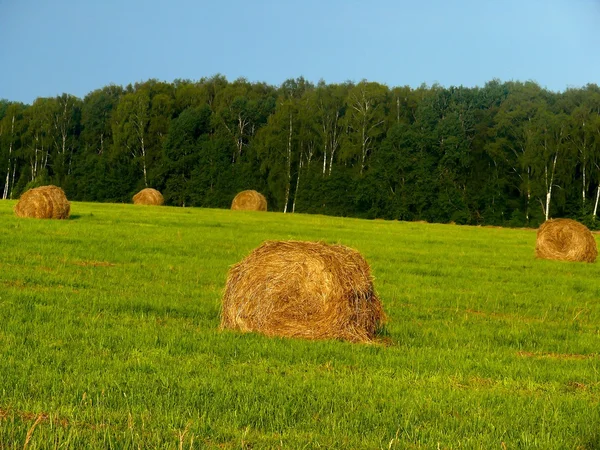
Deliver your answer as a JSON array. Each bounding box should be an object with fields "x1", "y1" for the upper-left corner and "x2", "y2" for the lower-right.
[{"x1": 0, "y1": 201, "x2": 599, "y2": 448}]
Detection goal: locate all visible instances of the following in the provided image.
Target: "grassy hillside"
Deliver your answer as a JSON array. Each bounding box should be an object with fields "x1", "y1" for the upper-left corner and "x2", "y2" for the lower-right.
[{"x1": 0, "y1": 201, "x2": 599, "y2": 448}]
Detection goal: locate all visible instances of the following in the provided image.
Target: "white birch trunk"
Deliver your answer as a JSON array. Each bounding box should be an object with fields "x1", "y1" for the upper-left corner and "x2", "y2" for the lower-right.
[
  {"x1": 134, "y1": 102, "x2": 148, "y2": 187},
  {"x1": 581, "y1": 126, "x2": 586, "y2": 206},
  {"x1": 237, "y1": 114, "x2": 248, "y2": 159},
  {"x1": 43, "y1": 143, "x2": 49, "y2": 171},
  {"x1": 141, "y1": 135, "x2": 147, "y2": 187},
  {"x1": 307, "y1": 141, "x2": 314, "y2": 169},
  {"x1": 322, "y1": 121, "x2": 327, "y2": 176},
  {"x1": 581, "y1": 123, "x2": 587, "y2": 206},
  {"x1": 544, "y1": 149, "x2": 559, "y2": 221},
  {"x1": 32, "y1": 135, "x2": 39, "y2": 181},
  {"x1": 292, "y1": 147, "x2": 303, "y2": 214},
  {"x1": 320, "y1": 106, "x2": 340, "y2": 177},
  {"x1": 593, "y1": 185, "x2": 600, "y2": 220},
  {"x1": 283, "y1": 113, "x2": 292, "y2": 213},
  {"x1": 2, "y1": 169, "x2": 8, "y2": 200},
  {"x1": 543, "y1": 162, "x2": 549, "y2": 220},
  {"x1": 1, "y1": 138, "x2": 7, "y2": 200},
  {"x1": 131, "y1": 96, "x2": 149, "y2": 186},
  {"x1": 525, "y1": 170, "x2": 531, "y2": 222},
  {"x1": 53, "y1": 96, "x2": 72, "y2": 175},
  {"x1": 328, "y1": 112, "x2": 340, "y2": 177},
  {"x1": 9, "y1": 163, "x2": 16, "y2": 198},
  {"x1": 583, "y1": 160, "x2": 586, "y2": 205},
  {"x1": 62, "y1": 130, "x2": 67, "y2": 155},
  {"x1": 2, "y1": 115, "x2": 14, "y2": 199},
  {"x1": 328, "y1": 149, "x2": 335, "y2": 177},
  {"x1": 360, "y1": 114, "x2": 367, "y2": 174}
]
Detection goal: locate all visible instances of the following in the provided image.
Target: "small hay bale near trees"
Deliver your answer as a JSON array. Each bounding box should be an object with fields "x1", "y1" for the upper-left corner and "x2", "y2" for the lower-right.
[
  {"x1": 220, "y1": 240, "x2": 386, "y2": 342},
  {"x1": 14, "y1": 185, "x2": 70, "y2": 219},
  {"x1": 231, "y1": 190, "x2": 267, "y2": 211},
  {"x1": 132, "y1": 188, "x2": 164, "y2": 206},
  {"x1": 535, "y1": 218, "x2": 597, "y2": 263}
]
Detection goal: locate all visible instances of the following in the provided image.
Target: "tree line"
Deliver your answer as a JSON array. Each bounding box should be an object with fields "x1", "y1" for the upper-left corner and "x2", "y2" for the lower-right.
[{"x1": 1, "y1": 76, "x2": 600, "y2": 227}]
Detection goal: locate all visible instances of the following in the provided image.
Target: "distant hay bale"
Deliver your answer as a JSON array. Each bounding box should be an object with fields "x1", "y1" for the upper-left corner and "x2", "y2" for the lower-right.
[
  {"x1": 220, "y1": 240, "x2": 386, "y2": 342},
  {"x1": 535, "y1": 218, "x2": 597, "y2": 263},
  {"x1": 133, "y1": 188, "x2": 164, "y2": 206},
  {"x1": 14, "y1": 185, "x2": 70, "y2": 219},
  {"x1": 231, "y1": 190, "x2": 267, "y2": 211}
]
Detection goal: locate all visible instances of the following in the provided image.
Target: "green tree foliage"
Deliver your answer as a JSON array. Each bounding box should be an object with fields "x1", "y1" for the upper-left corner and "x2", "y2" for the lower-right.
[
  {"x1": 3, "y1": 77, "x2": 600, "y2": 227},
  {"x1": 161, "y1": 105, "x2": 211, "y2": 206},
  {"x1": 72, "y1": 85, "x2": 124, "y2": 201},
  {"x1": 341, "y1": 81, "x2": 388, "y2": 174}
]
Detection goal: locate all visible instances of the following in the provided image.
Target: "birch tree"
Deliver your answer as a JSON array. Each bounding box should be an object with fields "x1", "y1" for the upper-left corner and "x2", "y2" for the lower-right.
[
  {"x1": 162, "y1": 105, "x2": 212, "y2": 206},
  {"x1": 310, "y1": 82, "x2": 347, "y2": 177},
  {"x1": 213, "y1": 79, "x2": 277, "y2": 164},
  {"x1": 21, "y1": 98, "x2": 55, "y2": 184},
  {"x1": 256, "y1": 78, "x2": 312, "y2": 212},
  {"x1": 588, "y1": 110, "x2": 600, "y2": 220},
  {"x1": 1, "y1": 103, "x2": 24, "y2": 199},
  {"x1": 485, "y1": 82, "x2": 546, "y2": 222},
  {"x1": 291, "y1": 92, "x2": 319, "y2": 213},
  {"x1": 569, "y1": 103, "x2": 598, "y2": 208},
  {"x1": 342, "y1": 81, "x2": 388, "y2": 174},
  {"x1": 81, "y1": 85, "x2": 123, "y2": 156},
  {"x1": 562, "y1": 87, "x2": 600, "y2": 219},
  {"x1": 112, "y1": 91, "x2": 151, "y2": 186},
  {"x1": 527, "y1": 108, "x2": 571, "y2": 221},
  {"x1": 214, "y1": 80, "x2": 255, "y2": 163},
  {"x1": 255, "y1": 97, "x2": 294, "y2": 212},
  {"x1": 51, "y1": 93, "x2": 81, "y2": 180}
]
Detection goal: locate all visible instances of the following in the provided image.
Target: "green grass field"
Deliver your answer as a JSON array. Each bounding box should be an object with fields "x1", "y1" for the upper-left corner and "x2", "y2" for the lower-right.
[{"x1": 0, "y1": 201, "x2": 599, "y2": 449}]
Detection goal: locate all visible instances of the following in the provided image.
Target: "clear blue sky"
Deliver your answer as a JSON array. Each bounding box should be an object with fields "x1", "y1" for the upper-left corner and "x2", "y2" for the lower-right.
[{"x1": 1, "y1": 0, "x2": 599, "y2": 104}]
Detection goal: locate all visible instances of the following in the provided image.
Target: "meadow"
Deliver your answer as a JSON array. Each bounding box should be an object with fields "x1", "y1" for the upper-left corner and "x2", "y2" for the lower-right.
[{"x1": 0, "y1": 201, "x2": 599, "y2": 449}]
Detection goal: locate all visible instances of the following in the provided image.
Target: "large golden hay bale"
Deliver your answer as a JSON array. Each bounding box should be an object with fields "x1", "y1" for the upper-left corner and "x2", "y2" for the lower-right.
[
  {"x1": 231, "y1": 190, "x2": 267, "y2": 211},
  {"x1": 132, "y1": 188, "x2": 164, "y2": 205},
  {"x1": 535, "y1": 218, "x2": 597, "y2": 263},
  {"x1": 220, "y1": 240, "x2": 386, "y2": 342},
  {"x1": 14, "y1": 185, "x2": 70, "y2": 219}
]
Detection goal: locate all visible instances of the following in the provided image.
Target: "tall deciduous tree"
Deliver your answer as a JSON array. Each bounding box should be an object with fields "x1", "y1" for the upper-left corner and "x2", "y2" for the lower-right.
[
  {"x1": 486, "y1": 82, "x2": 546, "y2": 223},
  {"x1": 50, "y1": 93, "x2": 81, "y2": 185},
  {"x1": 257, "y1": 78, "x2": 312, "y2": 212},
  {"x1": 21, "y1": 98, "x2": 56, "y2": 186},
  {"x1": 213, "y1": 78, "x2": 276, "y2": 163},
  {"x1": 1, "y1": 103, "x2": 26, "y2": 199},
  {"x1": 161, "y1": 105, "x2": 211, "y2": 206},
  {"x1": 522, "y1": 100, "x2": 574, "y2": 221},
  {"x1": 112, "y1": 91, "x2": 151, "y2": 186},
  {"x1": 342, "y1": 81, "x2": 388, "y2": 174},
  {"x1": 310, "y1": 81, "x2": 348, "y2": 177}
]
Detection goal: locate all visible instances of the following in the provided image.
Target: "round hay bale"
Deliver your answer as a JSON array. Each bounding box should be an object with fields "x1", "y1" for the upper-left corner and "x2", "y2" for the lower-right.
[
  {"x1": 231, "y1": 190, "x2": 267, "y2": 211},
  {"x1": 133, "y1": 188, "x2": 164, "y2": 206},
  {"x1": 220, "y1": 240, "x2": 386, "y2": 342},
  {"x1": 535, "y1": 218, "x2": 597, "y2": 263},
  {"x1": 14, "y1": 185, "x2": 70, "y2": 219}
]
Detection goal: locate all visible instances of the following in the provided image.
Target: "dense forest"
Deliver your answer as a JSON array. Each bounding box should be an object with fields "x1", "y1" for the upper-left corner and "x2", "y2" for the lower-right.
[{"x1": 1, "y1": 76, "x2": 600, "y2": 227}]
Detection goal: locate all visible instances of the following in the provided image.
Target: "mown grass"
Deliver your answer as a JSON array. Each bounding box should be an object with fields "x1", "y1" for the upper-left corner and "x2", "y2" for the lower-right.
[{"x1": 0, "y1": 201, "x2": 599, "y2": 449}]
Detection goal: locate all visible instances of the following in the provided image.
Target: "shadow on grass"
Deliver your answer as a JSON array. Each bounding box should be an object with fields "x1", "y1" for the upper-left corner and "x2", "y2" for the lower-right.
[
  {"x1": 69, "y1": 213, "x2": 95, "y2": 220},
  {"x1": 374, "y1": 324, "x2": 397, "y2": 347}
]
